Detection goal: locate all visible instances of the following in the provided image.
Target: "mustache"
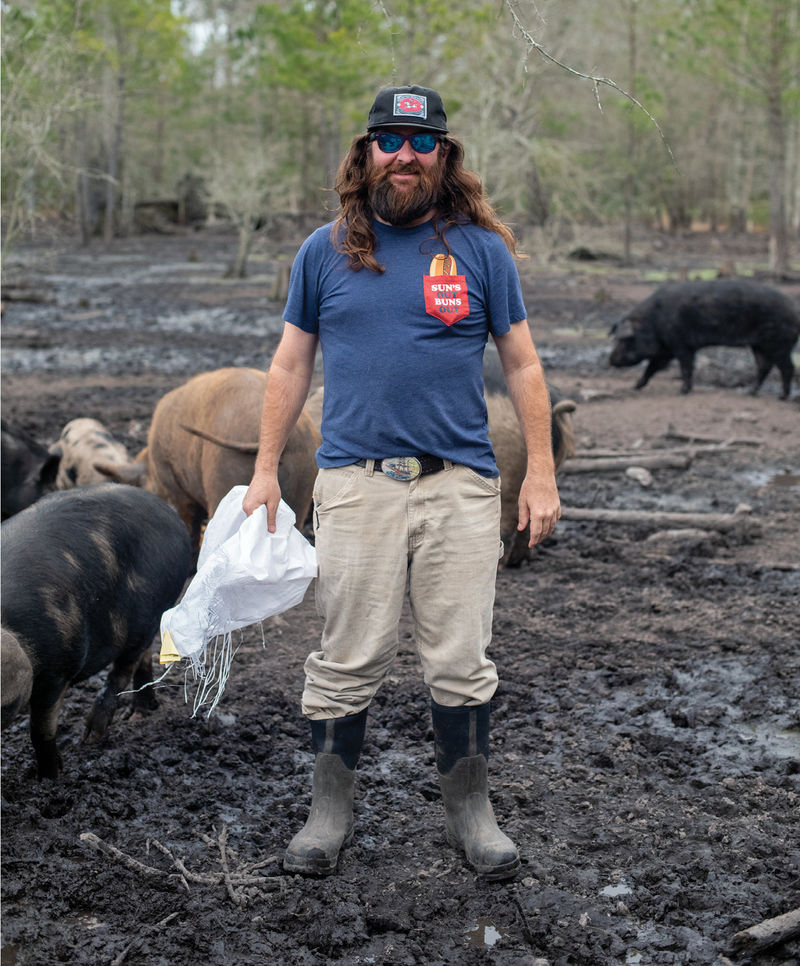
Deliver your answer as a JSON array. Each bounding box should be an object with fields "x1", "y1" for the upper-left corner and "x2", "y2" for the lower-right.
[{"x1": 369, "y1": 159, "x2": 424, "y2": 184}]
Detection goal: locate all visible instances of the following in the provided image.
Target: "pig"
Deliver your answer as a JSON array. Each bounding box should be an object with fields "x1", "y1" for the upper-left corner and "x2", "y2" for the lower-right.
[
  {"x1": 609, "y1": 278, "x2": 800, "y2": 397},
  {"x1": 307, "y1": 356, "x2": 576, "y2": 569},
  {"x1": 1, "y1": 626, "x2": 33, "y2": 730},
  {"x1": 49, "y1": 417, "x2": 130, "y2": 489},
  {"x1": 488, "y1": 389, "x2": 576, "y2": 568},
  {"x1": 1, "y1": 483, "x2": 192, "y2": 779},
  {"x1": 1, "y1": 419, "x2": 60, "y2": 519},
  {"x1": 481, "y1": 343, "x2": 577, "y2": 566},
  {"x1": 95, "y1": 368, "x2": 321, "y2": 557}
]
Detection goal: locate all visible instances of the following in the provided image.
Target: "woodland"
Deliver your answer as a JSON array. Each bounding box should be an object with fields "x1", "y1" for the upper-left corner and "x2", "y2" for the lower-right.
[
  {"x1": 3, "y1": 0, "x2": 800, "y2": 275},
  {"x1": 3, "y1": 4, "x2": 800, "y2": 964}
]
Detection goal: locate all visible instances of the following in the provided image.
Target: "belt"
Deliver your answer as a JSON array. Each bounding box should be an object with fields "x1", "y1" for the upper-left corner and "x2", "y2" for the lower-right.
[{"x1": 356, "y1": 455, "x2": 446, "y2": 481}]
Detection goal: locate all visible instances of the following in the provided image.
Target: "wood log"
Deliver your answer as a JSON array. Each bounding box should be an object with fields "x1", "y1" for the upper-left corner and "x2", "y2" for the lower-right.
[
  {"x1": 560, "y1": 504, "x2": 759, "y2": 534},
  {"x1": 561, "y1": 453, "x2": 692, "y2": 473},
  {"x1": 730, "y1": 907, "x2": 800, "y2": 955},
  {"x1": 572, "y1": 441, "x2": 758, "y2": 459},
  {"x1": 664, "y1": 430, "x2": 762, "y2": 447},
  {"x1": 1, "y1": 285, "x2": 54, "y2": 304}
]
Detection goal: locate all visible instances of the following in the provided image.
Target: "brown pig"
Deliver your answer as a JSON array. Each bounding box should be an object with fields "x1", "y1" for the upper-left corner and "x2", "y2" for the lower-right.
[
  {"x1": 488, "y1": 388, "x2": 576, "y2": 569},
  {"x1": 304, "y1": 378, "x2": 575, "y2": 569},
  {"x1": 95, "y1": 367, "x2": 320, "y2": 557}
]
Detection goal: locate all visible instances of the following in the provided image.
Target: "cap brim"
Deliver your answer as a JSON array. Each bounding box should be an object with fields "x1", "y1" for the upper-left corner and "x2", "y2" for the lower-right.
[{"x1": 367, "y1": 121, "x2": 447, "y2": 133}]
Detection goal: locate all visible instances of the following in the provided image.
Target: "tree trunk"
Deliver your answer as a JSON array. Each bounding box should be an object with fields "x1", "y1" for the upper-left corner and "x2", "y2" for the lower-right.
[
  {"x1": 104, "y1": 71, "x2": 125, "y2": 244},
  {"x1": 229, "y1": 223, "x2": 254, "y2": 278},
  {"x1": 766, "y1": 0, "x2": 790, "y2": 277},
  {"x1": 76, "y1": 112, "x2": 92, "y2": 245},
  {"x1": 622, "y1": 0, "x2": 637, "y2": 263}
]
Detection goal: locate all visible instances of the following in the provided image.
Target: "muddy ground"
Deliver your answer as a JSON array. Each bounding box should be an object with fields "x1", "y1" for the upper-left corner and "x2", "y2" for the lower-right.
[{"x1": 1, "y1": 226, "x2": 799, "y2": 966}]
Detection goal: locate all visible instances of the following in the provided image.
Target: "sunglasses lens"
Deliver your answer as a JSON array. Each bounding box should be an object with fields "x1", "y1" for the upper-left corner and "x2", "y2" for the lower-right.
[
  {"x1": 410, "y1": 134, "x2": 437, "y2": 153},
  {"x1": 373, "y1": 132, "x2": 439, "y2": 154},
  {"x1": 375, "y1": 132, "x2": 404, "y2": 152}
]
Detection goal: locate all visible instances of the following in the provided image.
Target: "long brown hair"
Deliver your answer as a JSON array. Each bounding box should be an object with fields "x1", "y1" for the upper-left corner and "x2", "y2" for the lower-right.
[{"x1": 331, "y1": 135, "x2": 519, "y2": 273}]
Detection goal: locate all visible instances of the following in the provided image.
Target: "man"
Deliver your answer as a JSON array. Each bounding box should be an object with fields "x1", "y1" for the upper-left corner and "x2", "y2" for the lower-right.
[{"x1": 243, "y1": 84, "x2": 560, "y2": 880}]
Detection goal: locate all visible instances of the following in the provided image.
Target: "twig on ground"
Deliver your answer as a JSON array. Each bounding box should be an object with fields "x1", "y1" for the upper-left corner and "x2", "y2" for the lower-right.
[
  {"x1": 81, "y1": 829, "x2": 283, "y2": 905},
  {"x1": 109, "y1": 912, "x2": 180, "y2": 966}
]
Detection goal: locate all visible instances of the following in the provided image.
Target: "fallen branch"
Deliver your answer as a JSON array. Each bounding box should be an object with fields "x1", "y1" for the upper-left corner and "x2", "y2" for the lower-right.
[
  {"x1": 560, "y1": 504, "x2": 758, "y2": 534},
  {"x1": 664, "y1": 430, "x2": 762, "y2": 447},
  {"x1": 730, "y1": 907, "x2": 800, "y2": 955},
  {"x1": 80, "y1": 830, "x2": 283, "y2": 904},
  {"x1": 573, "y1": 441, "x2": 754, "y2": 459},
  {"x1": 80, "y1": 832, "x2": 171, "y2": 880},
  {"x1": 561, "y1": 453, "x2": 692, "y2": 473}
]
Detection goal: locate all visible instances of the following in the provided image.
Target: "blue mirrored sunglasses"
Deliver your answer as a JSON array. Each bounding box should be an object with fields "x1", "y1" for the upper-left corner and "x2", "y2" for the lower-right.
[{"x1": 368, "y1": 131, "x2": 440, "y2": 154}]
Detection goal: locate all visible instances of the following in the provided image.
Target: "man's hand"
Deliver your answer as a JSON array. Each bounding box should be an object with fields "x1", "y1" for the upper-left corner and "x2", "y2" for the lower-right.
[
  {"x1": 517, "y1": 473, "x2": 561, "y2": 547},
  {"x1": 242, "y1": 474, "x2": 282, "y2": 533}
]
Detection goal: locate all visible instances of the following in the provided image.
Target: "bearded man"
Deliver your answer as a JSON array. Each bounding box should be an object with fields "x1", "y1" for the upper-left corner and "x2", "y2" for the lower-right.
[{"x1": 244, "y1": 85, "x2": 560, "y2": 880}]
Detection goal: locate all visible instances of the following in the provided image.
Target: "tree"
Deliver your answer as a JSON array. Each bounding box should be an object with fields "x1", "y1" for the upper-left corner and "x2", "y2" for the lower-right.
[{"x1": 672, "y1": 0, "x2": 800, "y2": 274}]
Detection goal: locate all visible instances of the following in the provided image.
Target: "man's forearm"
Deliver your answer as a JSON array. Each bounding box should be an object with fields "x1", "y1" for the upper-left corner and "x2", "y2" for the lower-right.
[
  {"x1": 253, "y1": 359, "x2": 313, "y2": 477},
  {"x1": 504, "y1": 358, "x2": 556, "y2": 478}
]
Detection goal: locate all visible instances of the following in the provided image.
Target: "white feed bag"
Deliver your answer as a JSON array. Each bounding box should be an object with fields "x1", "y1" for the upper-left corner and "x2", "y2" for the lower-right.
[{"x1": 158, "y1": 485, "x2": 317, "y2": 716}]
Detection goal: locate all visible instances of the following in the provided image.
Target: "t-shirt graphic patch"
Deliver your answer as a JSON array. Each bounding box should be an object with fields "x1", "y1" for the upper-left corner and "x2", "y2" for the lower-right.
[{"x1": 424, "y1": 254, "x2": 470, "y2": 326}]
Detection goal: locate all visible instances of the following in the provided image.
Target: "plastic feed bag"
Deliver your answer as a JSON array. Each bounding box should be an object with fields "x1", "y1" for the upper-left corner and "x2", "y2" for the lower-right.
[{"x1": 159, "y1": 485, "x2": 317, "y2": 715}]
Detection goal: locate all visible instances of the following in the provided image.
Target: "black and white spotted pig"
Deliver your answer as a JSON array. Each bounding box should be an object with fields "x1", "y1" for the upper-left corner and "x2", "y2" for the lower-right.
[
  {"x1": 0, "y1": 483, "x2": 192, "y2": 778},
  {"x1": 49, "y1": 417, "x2": 130, "y2": 489}
]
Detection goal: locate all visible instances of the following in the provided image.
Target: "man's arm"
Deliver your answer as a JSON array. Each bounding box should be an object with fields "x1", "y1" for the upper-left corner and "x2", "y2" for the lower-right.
[
  {"x1": 492, "y1": 320, "x2": 561, "y2": 547},
  {"x1": 242, "y1": 322, "x2": 319, "y2": 531}
]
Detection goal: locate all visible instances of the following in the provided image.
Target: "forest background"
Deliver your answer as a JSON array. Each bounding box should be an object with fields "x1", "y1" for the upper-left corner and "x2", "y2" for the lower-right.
[{"x1": 2, "y1": 0, "x2": 800, "y2": 277}]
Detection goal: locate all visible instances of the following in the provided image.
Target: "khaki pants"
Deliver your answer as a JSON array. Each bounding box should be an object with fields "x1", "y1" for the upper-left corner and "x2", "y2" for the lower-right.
[{"x1": 302, "y1": 461, "x2": 503, "y2": 719}]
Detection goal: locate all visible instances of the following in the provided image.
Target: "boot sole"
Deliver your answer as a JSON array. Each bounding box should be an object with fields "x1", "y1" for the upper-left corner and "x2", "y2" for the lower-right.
[
  {"x1": 283, "y1": 828, "x2": 354, "y2": 877},
  {"x1": 445, "y1": 830, "x2": 520, "y2": 881}
]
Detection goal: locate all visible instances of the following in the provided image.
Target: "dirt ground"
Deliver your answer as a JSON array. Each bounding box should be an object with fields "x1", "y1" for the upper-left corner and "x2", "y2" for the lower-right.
[{"x1": 1, "y1": 226, "x2": 798, "y2": 966}]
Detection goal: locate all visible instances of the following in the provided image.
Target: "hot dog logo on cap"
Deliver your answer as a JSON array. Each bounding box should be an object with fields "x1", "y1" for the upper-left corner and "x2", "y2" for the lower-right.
[
  {"x1": 394, "y1": 93, "x2": 427, "y2": 119},
  {"x1": 424, "y1": 254, "x2": 470, "y2": 326}
]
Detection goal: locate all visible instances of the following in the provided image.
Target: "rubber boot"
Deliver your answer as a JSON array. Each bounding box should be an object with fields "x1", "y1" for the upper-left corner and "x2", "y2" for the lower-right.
[
  {"x1": 432, "y1": 700, "x2": 520, "y2": 881},
  {"x1": 283, "y1": 708, "x2": 367, "y2": 876}
]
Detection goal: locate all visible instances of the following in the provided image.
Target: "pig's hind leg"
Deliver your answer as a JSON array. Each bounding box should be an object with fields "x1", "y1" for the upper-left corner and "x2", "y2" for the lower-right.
[
  {"x1": 675, "y1": 349, "x2": 697, "y2": 393},
  {"x1": 749, "y1": 346, "x2": 774, "y2": 396},
  {"x1": 84, "y1": 642, "x2": 153, "y2": 743}
]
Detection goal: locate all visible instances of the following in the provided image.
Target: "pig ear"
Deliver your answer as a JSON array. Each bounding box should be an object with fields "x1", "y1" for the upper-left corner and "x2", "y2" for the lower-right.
[
  {"x1": 41, "y1": 452, "x2": 60, "y2": 486},
  {"x1": 611, "y1": 318, "x2": 636, "y2": 339},
  {"x1": 93, "y1": 460, "x2": 146, "y2": 485}
]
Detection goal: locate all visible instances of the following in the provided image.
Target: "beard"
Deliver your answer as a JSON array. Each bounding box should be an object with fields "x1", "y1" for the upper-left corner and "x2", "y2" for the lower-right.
[{"x1": 366, "y1": 154, "x2": 446, "y2": 226}]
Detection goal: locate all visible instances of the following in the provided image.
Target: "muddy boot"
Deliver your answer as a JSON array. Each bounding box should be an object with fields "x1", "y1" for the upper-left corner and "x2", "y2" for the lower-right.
[
  {"x1": 283, "y1": 708, "x2": 367, "y2": 876},
  {"x1": 432, "y1": 700, "x2": 520, "y2": 881}
]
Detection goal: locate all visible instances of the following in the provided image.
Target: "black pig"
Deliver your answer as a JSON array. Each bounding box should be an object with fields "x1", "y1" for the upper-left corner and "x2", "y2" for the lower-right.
[
  {"x1": 1, "y1": 483, "x2": 192, "y2": 778},
  {"x1": 609, "y1": 279, "x2": 799, "y2": 397}
]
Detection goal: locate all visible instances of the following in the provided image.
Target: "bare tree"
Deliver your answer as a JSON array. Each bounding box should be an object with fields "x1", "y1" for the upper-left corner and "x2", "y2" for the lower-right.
[{"x1": 207, "y1": 139, "x2": 278, "y2": 278}]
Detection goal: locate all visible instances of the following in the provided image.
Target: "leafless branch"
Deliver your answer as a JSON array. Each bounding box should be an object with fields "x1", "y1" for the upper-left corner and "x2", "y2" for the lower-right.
[{"x1": 504, "y1": 0, "x2": 678, "y2": 167}]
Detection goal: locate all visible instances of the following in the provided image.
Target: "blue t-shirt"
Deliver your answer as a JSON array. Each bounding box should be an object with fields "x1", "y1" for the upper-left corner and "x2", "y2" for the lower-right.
[{"x1": 284, "y1": 217, "x2": 526, "y2": 476}]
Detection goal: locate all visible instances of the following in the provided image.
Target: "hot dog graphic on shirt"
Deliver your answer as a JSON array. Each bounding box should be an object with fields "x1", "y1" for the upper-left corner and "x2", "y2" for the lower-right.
[{"x1": 424, "y1": 254, "x2": 470, "y2": 326}]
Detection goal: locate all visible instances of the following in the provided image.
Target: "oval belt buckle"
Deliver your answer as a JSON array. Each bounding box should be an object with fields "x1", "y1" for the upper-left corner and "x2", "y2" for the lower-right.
[{"x1": 381, "y1": 456, "x2": 422, "y2": 481}]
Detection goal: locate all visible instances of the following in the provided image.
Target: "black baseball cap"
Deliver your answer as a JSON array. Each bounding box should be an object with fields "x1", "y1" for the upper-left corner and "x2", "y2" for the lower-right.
[{"x1": 367, "y1": 85, "x2": 448, "y2": 134}]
